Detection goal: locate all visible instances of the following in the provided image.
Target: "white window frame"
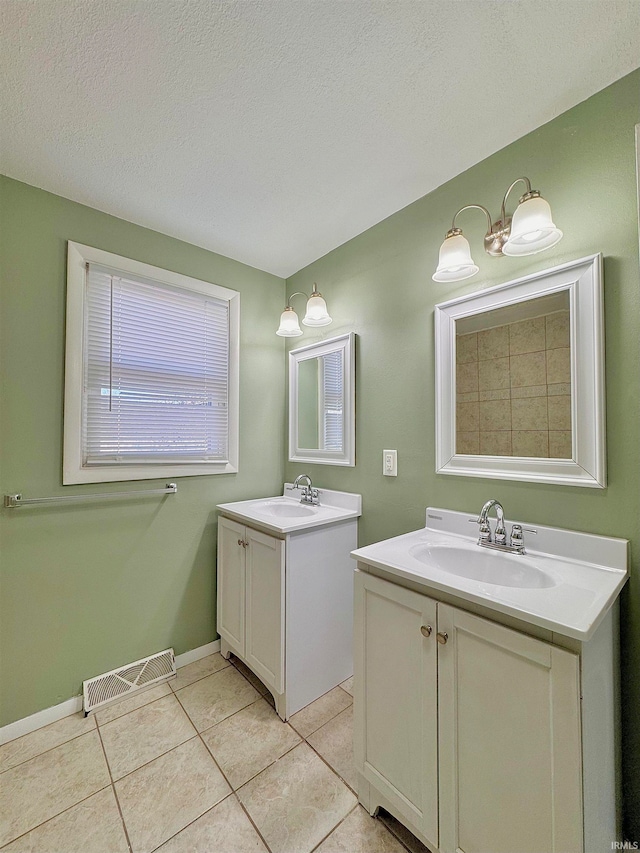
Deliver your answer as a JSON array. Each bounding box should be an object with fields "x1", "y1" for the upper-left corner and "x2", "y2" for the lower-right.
[{"x1": 63, "y1": 242, "x2": 239, "y2": 484}]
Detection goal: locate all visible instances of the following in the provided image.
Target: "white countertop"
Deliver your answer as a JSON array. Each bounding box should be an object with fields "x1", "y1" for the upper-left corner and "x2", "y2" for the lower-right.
[
  {"x1": 351, "y1": 508, "x2": 628, "y2": 641},
  {"x1": 217, "y1": 485, "x2": 361, "y2": 536}
]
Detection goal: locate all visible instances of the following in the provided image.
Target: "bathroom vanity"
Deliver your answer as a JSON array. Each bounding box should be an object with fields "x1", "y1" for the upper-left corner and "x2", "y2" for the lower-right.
[
  {"x1": 216, "y1": 485, "x2": 361, "y2": 720},
  {"x1": 352, "y1": 507, "x2": 628, "y2": 853}
]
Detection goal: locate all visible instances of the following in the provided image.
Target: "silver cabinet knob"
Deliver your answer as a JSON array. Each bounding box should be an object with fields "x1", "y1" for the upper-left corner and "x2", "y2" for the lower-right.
[
  {"x1": 420, "y1": 625, "x2": 432, "y2": 638},
  {"x1": 437, "y1": 631, "x2": 449, "y2": 645}
]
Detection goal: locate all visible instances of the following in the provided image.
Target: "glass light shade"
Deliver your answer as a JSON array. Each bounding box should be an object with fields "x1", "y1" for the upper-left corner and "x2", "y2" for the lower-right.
[
  {"x1": 432, "y1": 232, "x2": 479, "y2": 282},
  {"x1": 502, "y1": 196, "x2": 563, "y2": 256},
  {"x1": 302, "y1": 293, "x2": 332, "y2": 327},
  {"x1": 276, "y1": 307, "x2": 303, "y2": 337}
]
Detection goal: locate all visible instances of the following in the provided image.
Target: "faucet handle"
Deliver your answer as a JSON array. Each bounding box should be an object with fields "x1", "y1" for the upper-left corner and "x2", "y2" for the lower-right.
[
  {"x1": 510, "y1": 524, "x2": 525, "y2": 550},
  {"x1": 478, "y1": 519, "x2": 492, "y2": 544}
]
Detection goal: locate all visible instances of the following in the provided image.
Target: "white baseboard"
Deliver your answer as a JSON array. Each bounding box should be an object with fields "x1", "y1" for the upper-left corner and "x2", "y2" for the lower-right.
[
  {"x1": 174, "y1": 639, "x2": 220, "y2": 669},
  {"x1": 0, "y1": 638, "x2": 222, "y2": 746}
]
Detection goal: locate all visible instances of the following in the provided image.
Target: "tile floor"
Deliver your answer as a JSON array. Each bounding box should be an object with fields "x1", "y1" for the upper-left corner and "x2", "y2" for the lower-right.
[{"x1": 0, "y1": 654, "x2": 426, "y2": 853}]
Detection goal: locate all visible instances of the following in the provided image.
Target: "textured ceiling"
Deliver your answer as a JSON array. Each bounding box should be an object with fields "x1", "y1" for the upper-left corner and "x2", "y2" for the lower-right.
[{"x1": 2, "y1": 1, "x2": 639, "y2": 278}]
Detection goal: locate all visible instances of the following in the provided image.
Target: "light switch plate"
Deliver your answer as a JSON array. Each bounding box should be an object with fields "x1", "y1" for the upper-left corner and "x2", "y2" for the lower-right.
[{"x1": 383, "y1": 449, "x2": 397, "y2": 476}]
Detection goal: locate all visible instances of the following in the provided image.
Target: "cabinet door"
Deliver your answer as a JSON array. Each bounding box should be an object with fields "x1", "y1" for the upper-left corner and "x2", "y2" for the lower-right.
[
  {"x1": 217, "y1": 517, "x2": 246, "y2": 656},
  {"x1": 245, "y1": 528, "x2": 285, "y2": 694},
  {"x1": 437, "y1": 604, "x2": 582, "y2": 853},
  {"x1": 354, "y1": 571, "x2": 439, "y2": 849}
]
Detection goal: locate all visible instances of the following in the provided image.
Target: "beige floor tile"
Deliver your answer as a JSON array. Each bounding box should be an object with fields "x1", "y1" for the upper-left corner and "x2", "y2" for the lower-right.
[
  {"x1": 289, "y1": 687, "x2": 352, "y2": 738},
  {"x1": 115, "y1": 737, "x2": 230, "y2": 853},
  {"x1": 171, "y1": 653, "x2": 230, "y2": 692},
  {"x1": 0, "y1": 712, "x2": 95, "y2": 773},
  {"x1": 238, "y1": 742, "x2": 356, "y2": 853},
  {"x1": 202, "y1": 698, "x2": 300, "y2": 789},
  {"x1": 316, "y1": 806, "x2": 407, "y2": 853},
  {"x1": 231, "y1": 656, "x2": 270, "y2": 695},
  {"x1": 95, "y1": 683, "x2": 172, "y2": 726},
  {"x1": 308, "y1": 706, "x2": 355, "y2": 791},
  {"x1": 0, "y1": 731, "x2": 110, "y2": 847},
  {"x1": 0, "y1": 787, "x2": 128, "y2": 853},
  {"x1": 339, "y1": 677, "x2": 353, "y2": 697},
  {"x1": 155, "y1": 794, "x2": 267, "y2": 853},
  {"x1": 100, "y1": 694, "x2": 196, "y2": 780},
  {"x1": 176, "y1": 666, "x2": 260, "y2": 732}
]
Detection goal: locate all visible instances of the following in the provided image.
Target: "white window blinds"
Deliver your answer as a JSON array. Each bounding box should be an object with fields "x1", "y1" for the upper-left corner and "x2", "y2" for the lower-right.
[
  {"x1": 83, "y1": 264, "x2": 230, "y2": 465},
  {"x1": 321, "y1": 350, "x2": 344, "y2": 451}
]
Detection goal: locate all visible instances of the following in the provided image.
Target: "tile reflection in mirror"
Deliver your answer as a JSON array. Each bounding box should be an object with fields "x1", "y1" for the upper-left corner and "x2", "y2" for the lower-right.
[{"x1": 455, "y1": 291, "x2": 571, "y2": 458}]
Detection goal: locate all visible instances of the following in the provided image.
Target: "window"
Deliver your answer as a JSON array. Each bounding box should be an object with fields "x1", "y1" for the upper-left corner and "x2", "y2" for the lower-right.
[
  {"x1": 320, "y1": 350, "x2": 344, "y2": 451},
  {"x1": 64, "y1": 243, "x2": 239, "y2": 484}
]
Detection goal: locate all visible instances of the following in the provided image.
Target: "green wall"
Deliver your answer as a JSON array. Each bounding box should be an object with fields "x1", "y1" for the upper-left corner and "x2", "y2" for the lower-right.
[
  {"x1": 0, "y1": 177, "x2": 285, "y2": 726},
  {"x1": 285, "y1": 70, "x2": 640, "y2": 839}
]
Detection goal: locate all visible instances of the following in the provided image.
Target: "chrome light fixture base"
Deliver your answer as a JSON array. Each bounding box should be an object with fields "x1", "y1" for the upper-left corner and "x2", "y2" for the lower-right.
[{"x1": 432, "y1": 179, "x2": 562, "y2": 282}]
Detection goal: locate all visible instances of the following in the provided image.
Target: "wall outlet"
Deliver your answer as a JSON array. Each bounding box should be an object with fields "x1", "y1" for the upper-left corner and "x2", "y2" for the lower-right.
[{"x1": 383, "y1": 449, "x2": 398, "y2": 476}]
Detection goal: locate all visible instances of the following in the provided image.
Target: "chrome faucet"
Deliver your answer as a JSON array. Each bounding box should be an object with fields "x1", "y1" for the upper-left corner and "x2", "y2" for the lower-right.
[
  {"x1": 477, "y1": 499, "x2": 525, "y2": 554},
  {"x1": 288, "y1": 474, "x2": 320, "y2": 506}
]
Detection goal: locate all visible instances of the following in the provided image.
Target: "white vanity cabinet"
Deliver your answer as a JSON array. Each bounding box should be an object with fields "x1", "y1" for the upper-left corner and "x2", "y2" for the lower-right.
[
  {"x1": 352, "y1": 508, "x2": 628, "y2": 853},
  {"x1": 354, "y1": 570, "x2": 582, "y2": 853},
  {"x1": 216, "y1": 487, "x2": 361, "y2": 721},
  {"x1": 218, "y1": 517, "x2": 285, "y2": 694}
]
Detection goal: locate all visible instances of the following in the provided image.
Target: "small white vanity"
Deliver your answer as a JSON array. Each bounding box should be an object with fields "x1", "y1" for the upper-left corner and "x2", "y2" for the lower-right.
[
  {"x1": 352, "y1": 507, "x2": 628, "y2": 853},
  {"x1": 216, "y1": 483, "x2": 361, "y2": 720}
]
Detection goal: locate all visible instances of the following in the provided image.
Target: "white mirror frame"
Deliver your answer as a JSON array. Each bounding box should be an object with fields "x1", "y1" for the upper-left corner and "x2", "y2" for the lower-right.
[
  {"x1": 435, "y1": 254, "x2": 606, "y2": 488},
  {"x1": 289, "y1": 332, "x2": 355, "y2": 467}
]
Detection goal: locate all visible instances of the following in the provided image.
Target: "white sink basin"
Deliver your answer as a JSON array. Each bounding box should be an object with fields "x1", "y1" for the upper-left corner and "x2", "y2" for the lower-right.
[
  {"x1": 217, "y1": 486, "x2": 362, "y2": 536},
  {"x1": 256, "y1": 500, "x2": 317, "y2": 518},
  {"x1": 352, "y1": 507, "x2": 629, "y2": 641},
  {"x1": 408, "y1": 543, "x2": 556, "y2": 589}
]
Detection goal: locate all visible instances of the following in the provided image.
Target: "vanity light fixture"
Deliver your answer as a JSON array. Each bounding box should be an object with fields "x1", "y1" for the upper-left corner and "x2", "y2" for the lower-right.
[
  {"x1": 276, "y1": 283, "x2": 332, "y2": 337},
  {"x1": 432, "y1": 177, "x2": 563, "y2": 283}
]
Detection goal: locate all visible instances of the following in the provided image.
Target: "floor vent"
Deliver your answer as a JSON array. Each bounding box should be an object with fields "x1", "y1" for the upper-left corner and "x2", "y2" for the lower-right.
[{"x1": 83, "y1": 648, "x2": 176, "y2": 715}]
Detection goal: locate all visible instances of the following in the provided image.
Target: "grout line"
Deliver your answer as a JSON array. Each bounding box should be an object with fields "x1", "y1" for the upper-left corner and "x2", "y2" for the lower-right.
[
  {"x1": 169, "y1": 659, "x2": 232, "y2": 695},
  {"x1": 0, "y1": 781, "x2": 113, "y2": 848},
  {"x1": 95, "y1": 719, "x2": 134, "y2": 853},
  {"x1": 146, "y1": 792, "x2": 236, "y2": 853},
  {"x1": 308, "y1": 803, "x2": 360, "y2": 853},
  {"x1": 0, "y1": 719, "x2": 97, "y2": 776},
  {"x1": 171, "y1": 687, "x2": 274, "y2": 853},
  {"x1": 289, "y1": 697, "x2": 353, "y2": 740},
  {"x1": 95, "y1": 688, "x2": 180, "y2": 730}
]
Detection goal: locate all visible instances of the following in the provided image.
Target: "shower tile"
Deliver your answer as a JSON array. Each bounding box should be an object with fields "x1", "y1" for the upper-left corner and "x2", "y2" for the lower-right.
[
  {"x1": 478, "y1": 357, "x2": 510, "y2": 392},
  {"x1": 456, "y1": 333, "x2": 478, "y2": 364},
  {"x1": 510, "y1": 352, "x2": 546, "y2": 388},
  {"x1": 478, "y1": 326, "x2": 509, "y2": 360},
  {"x1": 511, "y1": 397, "x2": 548, "y2": 431},
  {"x1": 546, "y1": 347, "x2": 571, "y2": 384},
  {"x1": 508, "y1": 317, "x2": 545, "y2": 355},
  {"x1": 456, "y1": 361, "x2": 478, "y2": 394}
]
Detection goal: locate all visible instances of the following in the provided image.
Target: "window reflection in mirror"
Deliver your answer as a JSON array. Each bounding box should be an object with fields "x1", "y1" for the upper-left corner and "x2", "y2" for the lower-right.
[
  {"x1": 297, "y1": 351, "x2": 344, "y2": 451},
  {"x1": 455, "y1": 291, "x2": 571, "y2": 458}
]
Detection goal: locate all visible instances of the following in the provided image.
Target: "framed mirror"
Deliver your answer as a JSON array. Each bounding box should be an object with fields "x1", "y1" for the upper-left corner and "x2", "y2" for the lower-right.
[
  {"x1": 289, "y1": 332, "x2": 355, "y2": 466},
  {"x1": 435, "y1": 254, "x2": 605, "y2": 487}
]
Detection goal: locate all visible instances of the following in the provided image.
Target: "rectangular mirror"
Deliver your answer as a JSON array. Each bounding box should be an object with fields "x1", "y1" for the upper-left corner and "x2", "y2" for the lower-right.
[
  {"x1": 289, "y1": 333, "x2": 355, "y2": 466},
  {"x1": 435, "y1": 255, "x2": 605, "y2": 487}
]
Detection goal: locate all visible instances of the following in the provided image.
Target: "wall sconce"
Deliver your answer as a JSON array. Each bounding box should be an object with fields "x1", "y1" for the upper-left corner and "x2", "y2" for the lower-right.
[
  {"x1": 432, "y1": 177, "x2": 563, "y2": 283},
  {"x1": 276, "y1": 283, "x2": 332, "y2": 337}
]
